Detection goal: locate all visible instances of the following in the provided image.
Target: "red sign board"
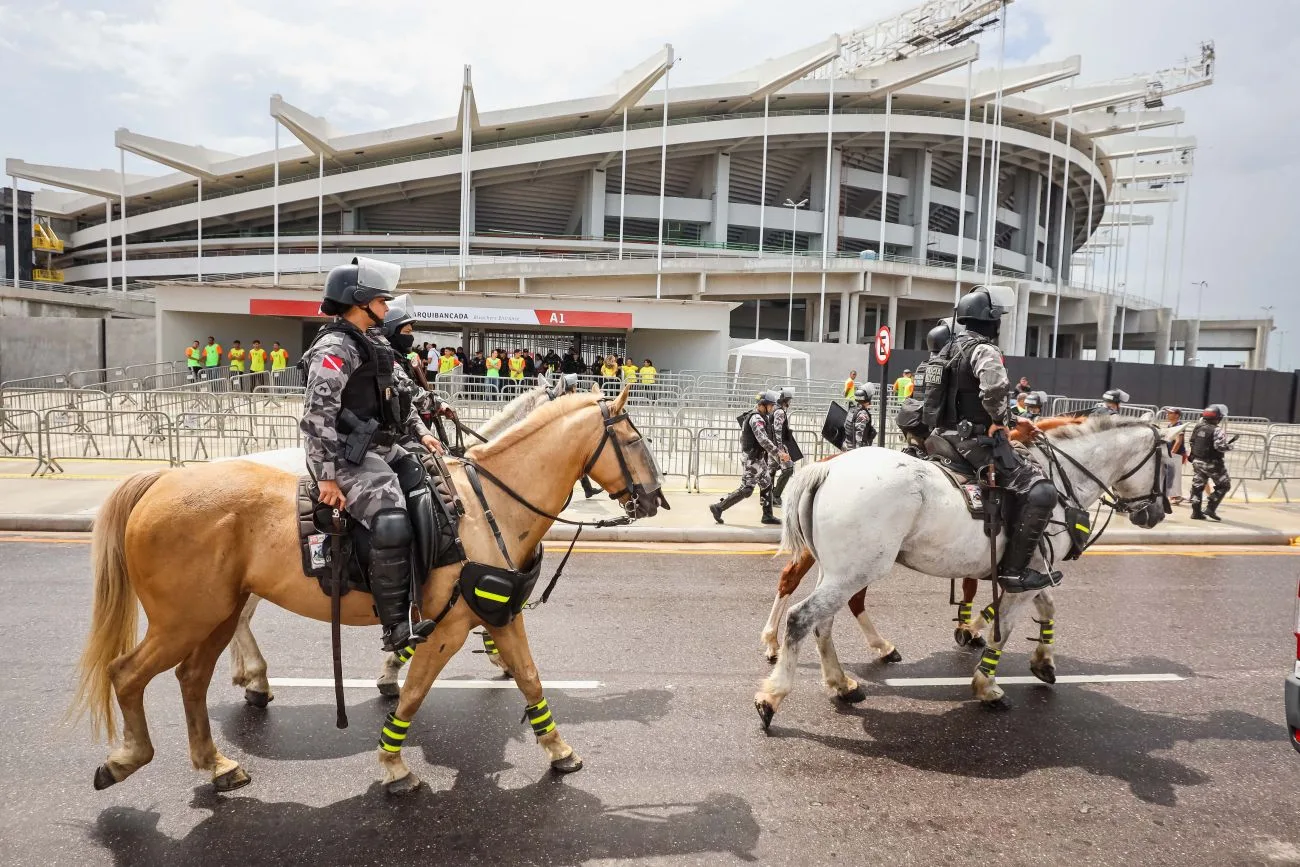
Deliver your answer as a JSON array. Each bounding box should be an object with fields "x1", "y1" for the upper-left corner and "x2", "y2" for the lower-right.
[
  {"x1": 249, "y1": 299, "x2": 632, "y2": 329},
  {"x1": 875, "y1": 325, "x2": 892, "y2": 365}
]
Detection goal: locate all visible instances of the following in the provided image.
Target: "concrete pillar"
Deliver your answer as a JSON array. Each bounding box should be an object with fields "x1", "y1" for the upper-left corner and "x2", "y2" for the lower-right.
[
  {"x1": 708, "y1": 152, "x2": 730, "y2": 245},
  {"x1": 847, "y1": 291, "x2": 861, "y2": 344},
  {"x1": 341, "y1": 209, "x2": 358, "y2": 232},
  {"x1": 582, "y1": 169, "x2": 606, "y2": 240},
  {"x1": 803, "y1": 296, "x2": 816, "y2": 341},
  {"x1": 898, "y1": 149, "x2": 934, "y2": 263},
  {"x1": 1183, "y1": 319, "x2": 1200, "y2": 367},
  {"x1": 886, "y1": 292, "x2": 898, "y2": 338},
  {"x1": 1095, "y1": 296, "x2": 1116, "y2": 362},
  {"x1": 1036, "y1": 323, "x2": 1050, "y2": 358},
  {"x1": 809, "y1": 147, "x2": 843, "y2": 252},
  {"x1": 697, "y1": 272, "x2": 707, "y2": 296},
  {"x1": 1013, "y1": 283, "x2": 1031, "y2": 356},
  {"x1": 518, "y1": 276, "x2": 528, "y2": 294},
  {"x1": 837, "y1": 290, "x2": 850, "y2": 343},
  {"x1": 1012, "y1": 168, "x2": 1040, "y2": 273},
  {"x1": 1253, "y1": 323, "x2": 1270, "y2": 370},
  {"x1": 1155, "y1": 309, "x2": 1173, "y2": 365}
]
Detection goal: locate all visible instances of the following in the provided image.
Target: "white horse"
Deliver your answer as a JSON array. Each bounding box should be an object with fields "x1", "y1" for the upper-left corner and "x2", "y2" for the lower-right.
[
  {"x1": 227, "y1": 381, "x2": 561, "y2": 706},
  {"x1": 755, "y1": 415, "x2": 1170, "y2": 726}
]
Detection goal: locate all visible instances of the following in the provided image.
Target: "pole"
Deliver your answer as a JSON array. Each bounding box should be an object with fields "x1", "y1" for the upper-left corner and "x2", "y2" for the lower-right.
[
  {"x1": 460, "y1": 65, "x2": 473, "y2": 292},
  {"x1": 973, "y1": 102, "x2": 989, "y2": 274},
  {"x1": 1175, "y1": 178, "x2": 1192, "y2": 322},
  {"x1": 317, "y1": 150, "x2": 324, "y2": 272},
  {"x1": 618, "y1": 106, "x2": 627, "y2": 260},
  {"x1": 983, "y1": 0, "x2": 1009, "y2": 284},
  {"x1": 10, "y1": 176, "x2": 18, "y2": 288},
  {"x1": 1051, "y1": 89, "x2": 1073, "y2": 357},
  {"x1": 104, "y1": 199, "x2": 112, "y2": 292},
  {"x1": 787, "y1": 201, "x2": 800, "y2": 341},
  {"x1": 1117, "y1": 118, "x2": 1142, "y2": 358},
  {"x1": 1158, "y1": 124, "x2": 1181, "y2": 309},
  {"x1": 197, "y1": 176, "x2": 203, "y2": 282},
  {"x1": 119, "y1": 147, "x2": 127, "y2": 292},
  {"x1": 877, "y1": 92, "x2": 891, "y2": 261},
  {"x1": 1083, "y1": 141, "x2": 1096, "y2": 291},
  {"x1": 877, "y1": 353, "x2": 888, "y2": 447},
  {"x1": 655, "y1": 64, "x2": 670, "y2": 300},
  {"x1": 1041, "y1": 120, "x2": 1054, "y2": 281},
  {"x1": 816, "y1": 65, "x2": 835, "y2": 342},
  {"x1": 273, "y1": 120, "x2": 280, "y2": 283},
  {"x1": 954, "y1": 60, "x2": 973, "y2": 304},
  {"x1": 758, "y1": 94, "x2": 769, "y2": 256}
]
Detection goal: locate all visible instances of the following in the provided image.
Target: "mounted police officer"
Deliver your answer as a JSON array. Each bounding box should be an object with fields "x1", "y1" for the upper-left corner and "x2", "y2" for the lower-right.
[
  {"x1": 1093, "y1": 388, "x2": 1129, "y2": 416},
  {"x1": 1022, "y1": 392, "x2": 1044, "y2": 422},
  {"x1": 301, "y1": 257, "x2": 443, "y2": 653},
  {"x1": 383, "y1": 296, "x2": 456, "y2": 451},
  {"x1": 770, "y1": 387, "x2": 801, "y2": 507},
  {"x1": 710, "y1": 390, "x2": 786, "y2": 526},
  {"x1": 927, "y1": 285, "x2": 1061, "y2": 594},
  {"x1": 897, "y1": 320, "x2": 953, "y2": 457},
  {"x1": 843, "y1": 385, "x2": 877, "y2": 450},
  {"x1": 1189, "y1": 403, "x2": 1233, "y2": 521}
]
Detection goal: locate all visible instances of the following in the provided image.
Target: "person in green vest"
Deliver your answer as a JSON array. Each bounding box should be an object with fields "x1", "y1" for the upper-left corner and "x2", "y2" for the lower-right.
[
  {"x1": 228, "y1": 340, "x2": 247, "y2": 390},
  {"x1": 185, "y1": 340, "x2": 202, "y2": 381},
  {"x1": 270, "y1": 342, "x2": 289, "y2": 384},
  {"x1": 202, "y1": 336, "x2": 222, "y2": 381},
  {"x1": 248, "y1": 340, "x2": 268, "y2": 389}
]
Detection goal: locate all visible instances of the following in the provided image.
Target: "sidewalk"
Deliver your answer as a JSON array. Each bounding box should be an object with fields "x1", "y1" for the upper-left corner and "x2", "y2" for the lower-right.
[{"x1": 1, "y1": 465, "x2": 1297, "y2": 545}]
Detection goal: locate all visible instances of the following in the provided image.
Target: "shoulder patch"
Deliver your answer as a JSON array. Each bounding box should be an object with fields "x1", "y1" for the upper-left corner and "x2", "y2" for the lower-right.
[{"x1": 321, "y1": 354, "x2": 345, "y2": 372}]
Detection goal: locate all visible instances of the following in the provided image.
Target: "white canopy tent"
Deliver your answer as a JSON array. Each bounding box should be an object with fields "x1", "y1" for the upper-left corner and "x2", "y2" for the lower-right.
[{"x1": 727, "y1": 339, "x2": 812, "y2": 384}]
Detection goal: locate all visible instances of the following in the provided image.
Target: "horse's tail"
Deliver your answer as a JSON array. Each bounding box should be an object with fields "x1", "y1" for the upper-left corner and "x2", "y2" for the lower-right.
[
  {"x1": 780, "y1": 461, "x2": 833, "y2": 560},
  {"x1": 71, "y1": 468, "x2": 167, "y2": 742}
]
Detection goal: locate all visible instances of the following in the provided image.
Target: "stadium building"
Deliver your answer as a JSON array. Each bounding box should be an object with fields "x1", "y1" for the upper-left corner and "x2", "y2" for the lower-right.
[{"x1": 4, "y1": 0, "x2": 1270, "y2": 374}]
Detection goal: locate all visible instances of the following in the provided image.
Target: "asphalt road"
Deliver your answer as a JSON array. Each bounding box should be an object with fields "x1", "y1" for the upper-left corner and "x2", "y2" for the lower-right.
[{"x1": 1, "y1": 537, "x2": 1298, "y2": 866}]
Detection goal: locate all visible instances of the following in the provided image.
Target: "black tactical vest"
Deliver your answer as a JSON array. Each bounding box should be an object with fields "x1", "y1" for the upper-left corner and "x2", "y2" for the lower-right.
[
  {"x1": 304, "y1": 319, "x2": 402, "y2": 433},
  {"x1": 1190, "y1": 421, "x2": 1224, "y2": 462},
  {"x1": 937, "y1": 333, "x2": 998, "y2": 429}
]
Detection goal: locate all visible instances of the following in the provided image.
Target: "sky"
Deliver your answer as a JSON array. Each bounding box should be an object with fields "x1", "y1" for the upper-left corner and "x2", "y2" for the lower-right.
[{"x1": 1, "y1": 0, "x2": 1295, "y2": 367}]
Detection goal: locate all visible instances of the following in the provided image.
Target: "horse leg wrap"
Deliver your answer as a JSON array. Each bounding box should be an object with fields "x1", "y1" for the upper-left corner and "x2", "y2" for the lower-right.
[
  {"x1": 480, "y1": 632, "x2": 500, "y2": 657},
  {"x1": 393, "y1": 646, "x2": 414, "y2": 667},
  {"x1": 522, "y1": 697, "x2": 557, "y2": 738},
  {"x1": 980, "y1": 604, "x2": 996, "y2": 624},
  {"x1": 977, "y1": 648, "x2": 1002, "y2": 678},
  {"x1": 955, "y1": 602, "x2": 973, "y2": 625},
  {"x1": 378, "y1": 712, "x2": 412, "y2": 753},
  {"x1": 1028, "y1": 618, "x2": 1055, "y2": 646}
]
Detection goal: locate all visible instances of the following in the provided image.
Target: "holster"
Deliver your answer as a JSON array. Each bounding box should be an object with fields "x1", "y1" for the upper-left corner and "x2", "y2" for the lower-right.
[{"x1": 338, "y1": 409, "x2": 379, "y2": 464}]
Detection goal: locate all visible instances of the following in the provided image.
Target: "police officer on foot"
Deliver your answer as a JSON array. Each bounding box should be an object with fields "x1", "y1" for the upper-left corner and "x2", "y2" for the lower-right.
[
  {"x1": 843, "y1": 385, "x2": 877, "y2": 450},
  {"x1": 1189, "y1": 403, "x2": 1233, "y2": 521},
  {"x1": 710, "y1": 391, "x2": 787, "y2": 526},
  {"x1": 930, "y1": 286, "x2": 1061, "y2": 593},
  {"x1": 302, "y1": 257, "x2": 444, "y2": 653},
  {"x1": 770, "y1": 387, "x2": 800, "y2": 507}
]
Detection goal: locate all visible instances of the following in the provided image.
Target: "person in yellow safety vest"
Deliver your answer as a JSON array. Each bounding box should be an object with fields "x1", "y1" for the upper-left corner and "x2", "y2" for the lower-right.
[
  {"x1": 438, "y1": 347, "x2": 460, "y2": 377},
  {"x1": 621, "y1": 358, "x2": 639, "y2": 384},
  {"x1": 270, "y1": 342, "x2": 289, "y2": 383},
  {"x1": 202, "y1": 336, "x2": 222, "y2": 381},
  {"x1": 249, "y1": 340, "x2": 267, "y2": 372},
  {"x1": 228, "y1": 340, "x2": 246, "y2": 390},
  {"x1": 843, "y1": 369, "x2": 857, "y2": 401},
  {"x1": 185, "y1": 340, "x2": 202, "y2": 380},
  {"x1": 893, "y1": 369, "x2": 914, "y2": 400},
  {"x1": 508, "y1": 350, "x2": 526, "y2": 381},
  {"x1": 600, "y1": 355, "x2": 619, "y2": 380},
  {"x1": 639, "y1": 359, "x2": 657, "y2": 385}
]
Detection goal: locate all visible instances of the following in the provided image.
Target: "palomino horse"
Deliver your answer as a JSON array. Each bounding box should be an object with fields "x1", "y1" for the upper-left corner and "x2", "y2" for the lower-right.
[
  {"x1": 757, "y1": 418, "x2": 1087, "y2": 663},
  {"x1": 72, "y1": 386, "x2": 665, "y2": 795},
  {"x1": 755, "y1": 414, "x2": 1170, "y2": 726},
  {"x1": 227, "y1": 383, "x2": 558, "y2": 706}
]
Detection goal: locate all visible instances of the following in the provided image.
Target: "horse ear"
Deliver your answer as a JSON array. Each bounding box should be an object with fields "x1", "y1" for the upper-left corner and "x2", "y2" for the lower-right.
[
  {"x1": 611, "y1": 384, "x2": 630, "y2": 413},
  {"x1": 590, "y1": 382, "x2": 603, "y2": 396}
]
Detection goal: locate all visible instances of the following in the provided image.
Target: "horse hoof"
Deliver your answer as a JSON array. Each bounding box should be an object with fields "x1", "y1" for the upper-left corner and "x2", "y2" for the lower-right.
[
  {"x1": 244, "y1": 689, "x2": 272, "y2": 708},
  {"x1": 881, "y1": 648, "x2": 902, "y2": 664},
  {"x1": 550, "y1": 753, "x2": 584, "y2": 774},
  {"x1": 376, "y1": 681, "x2": 401, "y2": 699},
  {"x1": 213, "y1": 766, "x2": 251, "y2": 793},
  {"x1": 967, "y1": 635, "x2": 986, "y2": 650},
  {"x1": 953, "y1": 628, "x2": 971, "y2": 647},
  {"x1": 981, "y1": 696, "x2": 1012, "y2": 711},
  {"x1": 1030, "y1": 662, "x2": 1057, "y2": 685},
  {"x1": 386, "y1": 773, "x2": 421, "y2": 796},
  {"x1": 764, "y1": 653, "x2": 778, "y2": 665},
  {"x1": 835, "y1": 683, "x2": 867, "y2": 704},
  {"x1": 93, "y1": 764, "x2": 117, "y2": 791},
  {"x1": 755, "y1": 700, "x2": 775, "y2": 732}
]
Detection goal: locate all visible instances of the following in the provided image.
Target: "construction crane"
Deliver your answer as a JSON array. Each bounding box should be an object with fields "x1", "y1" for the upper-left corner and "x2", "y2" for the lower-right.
[
  {"x1": 1097, "y1": 41, "x2": 1216, "y2": 109},
  {"x1": 808, "y1": 0, "x2": 1008, "y2": 78}
]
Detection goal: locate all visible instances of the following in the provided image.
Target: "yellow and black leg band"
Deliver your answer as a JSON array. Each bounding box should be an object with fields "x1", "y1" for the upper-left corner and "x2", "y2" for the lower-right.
[
  {"x1": 977, "y1": 648, "x2": 1002, "y2": 678},
  {"x1": 523, "y1": 697, "x2": 556, "y2": 738},
  {"x1": 955, "y1": 602, "x2": 973, "y2": 625},
  {"x1": 1034, "y1": 618, "x2": 1055, "y2": 646},
  {"x1": 981, "y1": 604, "x2": 996, "y2": 624},
  {"x1": 394, "y1": 646, "x2": 414, "y2": 667},
  {"x1": 481, "y1": 632, "x2": 500, "y2": 657},
  {"x1": 378, "y1": 712, "x2": 411, "y2": 753}
]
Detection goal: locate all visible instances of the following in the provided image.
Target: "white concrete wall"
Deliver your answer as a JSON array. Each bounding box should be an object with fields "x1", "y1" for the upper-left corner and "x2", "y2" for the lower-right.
[{"x1": 627, "y1": 328, "x2": 727, "y2": 373}]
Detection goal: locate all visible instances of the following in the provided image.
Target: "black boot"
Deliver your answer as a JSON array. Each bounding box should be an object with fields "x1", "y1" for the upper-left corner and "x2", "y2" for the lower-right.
[
  {"x1": 997, "y1": 482, "x2": 1062, "y2": 594},
  {"x1": 369, "y1": 510, "x2": 435, "y2": 653},
  {"x1": 710, "y1": 487, "x2": 751, "y2": 524},
  {"x1": 771, "y1": 467, "x2": 793, "y2": 507},
  {"x1": 580, "y1": 475, "x2": 602, "y2": 499},
  {"x1": 1189, "y1": 499, "x2": 1205, "y2": 520},
  {"x1": 760, "y1": 488, "x2": 781, "y2": 525},
  {"x1": 1205, "y1": 493, "x2": 1223, "y2": 522}
]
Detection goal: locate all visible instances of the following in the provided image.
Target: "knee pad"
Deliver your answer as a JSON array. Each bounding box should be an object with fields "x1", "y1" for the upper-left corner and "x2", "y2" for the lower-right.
[
  {"x1": 1024, "y1": 480, "x2": 1057, "y2": 511},
  {"x1": 739, "y1": 485, "x2": 755, "y2": 499},
  {"x1": 371, "y1": 509, "x2": 412, "y2": 550},
  {"x1": 389, "y1": 452, "x2": 426, "y2": 493}
]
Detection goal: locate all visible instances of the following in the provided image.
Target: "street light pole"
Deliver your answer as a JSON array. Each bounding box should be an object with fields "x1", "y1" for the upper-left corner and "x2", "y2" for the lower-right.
[
  {"x1": 785, "y1": 197, "x2": 807, "y2": 341},
  {"x1": 1194, "y1": 280, "x2": 1207, "y2": 320}
]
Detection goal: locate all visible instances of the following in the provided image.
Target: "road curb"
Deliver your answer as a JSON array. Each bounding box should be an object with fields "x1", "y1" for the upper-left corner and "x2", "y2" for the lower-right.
[{"x1": 1, "y1": 514, "x2": 1293, "y2": 547}]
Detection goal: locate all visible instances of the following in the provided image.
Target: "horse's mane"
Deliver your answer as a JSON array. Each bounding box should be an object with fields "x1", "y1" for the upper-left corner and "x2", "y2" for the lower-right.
[
  {"x1": 477, "y1": 386, "x2": 550, "y2": 439},
  {"x1": 1043, "y1": 413, "x2": 1147, "y2": 441},
  {"x1": 467, "y1": 392, "x2": 595, "y2": 460}
]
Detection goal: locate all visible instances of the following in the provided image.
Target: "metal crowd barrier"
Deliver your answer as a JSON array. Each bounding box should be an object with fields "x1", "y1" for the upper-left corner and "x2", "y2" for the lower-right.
[
  {"x1": 0, "y1": 407, "x2": 42, "y2": 472},
  {"x1": 1264, "y1": 433, "x2": 1300, "y2": 502},
  {"x1": 1223, "y1": 432, "x2": 1268, "y2": 502},
  {"x1": 172, "y1": 414, "x2": 300, "y2": 464},
  {"x1": 41, "y1": 409, "x2": 173, "y2": 476}
]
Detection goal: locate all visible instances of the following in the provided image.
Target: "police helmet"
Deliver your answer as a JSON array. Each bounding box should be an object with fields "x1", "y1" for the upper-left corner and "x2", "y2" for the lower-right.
[
  {"x1": 925, "y1": 321, "x2": 953, "y2": 352},
  {"x1": 758, "y1": 390, "x2": 780, "y2": 406},
  {"x1": 381, "y1": 295, "x2": 418, "y2": 340},
  {"x1": 1201, "y1": 403, "x2": 1228, "y2": 421},
  {"x1": 1024, "y1": 393, "x2": 1042, "y2": 408},
  {"x1": 779, "y1": 386, "x2": 795, "y2": 402},
  {"x1": 955, "y1": 285, "x2": 1016, "y2": 324},
  {"x1": 1102, "y1": 388, "x2": 1129, "y2": 405},
  {"x1": 323, "y1": 256, "x2": 402, "y2": 308},
  {"x1": 854, "y1": 385, "x2": 872, "y2": 403}
]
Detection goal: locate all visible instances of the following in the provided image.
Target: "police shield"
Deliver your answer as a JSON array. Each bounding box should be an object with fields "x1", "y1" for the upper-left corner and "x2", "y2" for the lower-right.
[{"x1": 821, "y1": 401, "x2": 847, "y2": 449}]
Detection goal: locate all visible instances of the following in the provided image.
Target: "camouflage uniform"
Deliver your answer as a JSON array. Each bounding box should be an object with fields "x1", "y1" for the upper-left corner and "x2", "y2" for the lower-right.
[
  {"x1": 301, "y1": 324, "x2": 429, "y2": 528},
  {"x1": 1190, "y1": 421, "x2": 1232, "y2": 514},
  {"x1": 843, "y1": 405, "x2": 876, "y2": 450},
  {"x1": 740, "y1": 410, "x2": 780, "y2": 493}
]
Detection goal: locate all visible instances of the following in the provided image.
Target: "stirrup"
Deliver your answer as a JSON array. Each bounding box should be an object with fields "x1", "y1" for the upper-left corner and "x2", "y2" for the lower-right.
[
  {"x1": 997, "y1": 568, "x2": 1061, "y2": 594},
  {"x1": 382, "y1": 619, "x2": 436, "y2": 654}
]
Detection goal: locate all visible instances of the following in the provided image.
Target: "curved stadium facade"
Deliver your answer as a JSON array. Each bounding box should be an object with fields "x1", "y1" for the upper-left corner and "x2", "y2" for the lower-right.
[{"x1": 10, "y1": 6, "x2": 1260, "y2": 366}]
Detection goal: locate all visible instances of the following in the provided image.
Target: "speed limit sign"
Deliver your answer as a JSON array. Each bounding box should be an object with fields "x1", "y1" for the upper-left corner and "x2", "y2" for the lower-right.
[{"x1": 875, "y1": 325, "x2": 892, "y2": 365}]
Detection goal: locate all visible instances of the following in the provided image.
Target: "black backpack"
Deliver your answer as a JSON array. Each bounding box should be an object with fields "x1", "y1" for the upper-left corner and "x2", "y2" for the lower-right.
[{"x1": 737, "y1": 410, "x2": 760, "y2": 456}]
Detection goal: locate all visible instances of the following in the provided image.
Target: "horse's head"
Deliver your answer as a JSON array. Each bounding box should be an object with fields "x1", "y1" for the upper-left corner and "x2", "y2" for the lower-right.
[
  {"x1": 1103, "y1": 421, "x2": 1171, "y2": 529},
  {"x1": 582, "y1": 384, "x2": 669, "y2": 520}
]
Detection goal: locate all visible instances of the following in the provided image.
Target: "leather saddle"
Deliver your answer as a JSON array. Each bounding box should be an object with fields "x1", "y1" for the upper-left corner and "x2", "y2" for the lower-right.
[{"x1": 297, "y1": 450, "x2": 466, "y2": 596}]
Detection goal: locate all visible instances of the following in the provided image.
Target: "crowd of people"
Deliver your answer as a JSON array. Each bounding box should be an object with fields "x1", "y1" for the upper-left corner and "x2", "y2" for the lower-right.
[
  {"x1": 398, "y1": 342, "x2": 658, "y2": 397},
  {"x1": 183, "y1": 336, "x2": 292, "y2": 389}
]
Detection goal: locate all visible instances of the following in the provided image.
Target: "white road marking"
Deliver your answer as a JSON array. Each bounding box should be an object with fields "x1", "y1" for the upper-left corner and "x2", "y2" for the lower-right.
[
  {"x1": 884, "y1": 673, "x2": 1185, "y2": 687},
  {"x1": 268, "y1": 677, "x2": 601, "y2": 690}
]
